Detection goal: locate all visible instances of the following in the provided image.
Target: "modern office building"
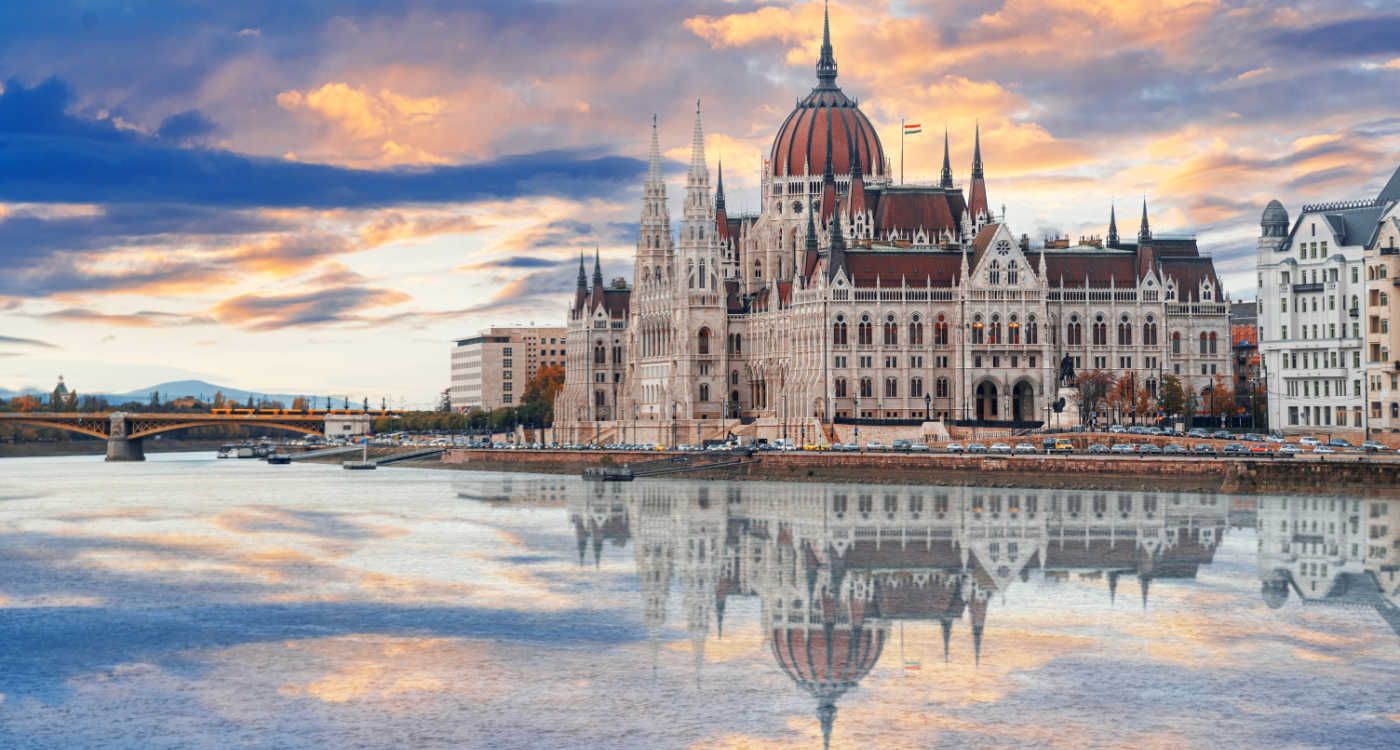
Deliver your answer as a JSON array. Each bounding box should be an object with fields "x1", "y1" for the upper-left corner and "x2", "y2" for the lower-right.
[{"x1": 449, "y1": 325, "x2": 567, "y2": 411}]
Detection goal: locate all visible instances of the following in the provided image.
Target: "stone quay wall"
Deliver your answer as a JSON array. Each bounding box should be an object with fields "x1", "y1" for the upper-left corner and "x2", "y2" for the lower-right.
[{"x1": 440, "y1": 449, "x2": 1400, "y2": 496}]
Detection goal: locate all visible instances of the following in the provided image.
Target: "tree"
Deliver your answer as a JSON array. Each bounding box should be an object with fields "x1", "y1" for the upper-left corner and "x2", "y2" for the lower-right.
[
  {"x1": 149, "y1": 390, "x2": 161, "y2": 409},
  {"x1": 12, "y1": 395, "x2": 42, "y2": 413},
  {"x1": 291, "y1": 396, "x2": 308, "y2": 411},
  {"x1": 1076, "y1": 370, "x2": 1116, "y2": 427},
  {"x1": 212, "y1": 391, "x2": 227, "y2": 409},
  {"x1": 520, "y1": 364, "x2": 565, "y2": 427},
  {"x1": 438, "y1": 389, "x2": 453, "y2": 413},
  {"x1": 1159, "y1": 374, "x2": 1186, "y2": 421}
]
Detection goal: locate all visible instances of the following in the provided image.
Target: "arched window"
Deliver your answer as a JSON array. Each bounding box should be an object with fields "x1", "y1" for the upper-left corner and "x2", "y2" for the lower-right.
[
  {"x1": 935, "y1": 314, "x2": 949, "y2": 346},
  {"x1": 835, "y1": 377, "x2": 848, "y2": 398},
  {"x1": 698, "y1": 327, "x2": 711, "y2": 355},
  {"x1": 1143, "y1": 316, "x2": 1157, "y2": 346},
  {"x1": 731, "y1": 370, "x2": 740, "y2": 385},
  {"x1": 832, "y1": 316, "x2": 848, "y2": 346},
  {"x1": 1092, "y1": 314, "x2": 1107, "y2": 346},
  {"x1": 1027, "y1": 315, "x2": 1039, "y2": 345},
  {"x1": 859, "y1": 377, "x2": 873, "y2": 398},
  {"x1": 989, "y1": 315, "x2": 1002, "y2": 344},
  {"x1": 1008, "y1": 315, "x2": 1021, "y2": 345},
  {"x1": 988, "y1": 260, "x2": 1001, "y2": 285},
  {"x1": 884, "y1": 377, "x2": 898, "y2": 398},
  {"x1": 1208, "y1": 331, "x2": 1218, "y2": 354},
  {"x1": 936, "y1": 377, "x2": 950, "y2": 398},
  {"x1": 1067, "y1": 315, "x2": 1083, "y2": 346},
  {"x1": 1117, "y1": 315, "x2": 1132, "y2": 346},
  {"x1": 753, "y1": 258, "x2": 763, "y2": 279},
  {"x1": 909, "y1": 314, "x2": 924, "y2": 346},
  {"x1": 883, "y1": 315, "x2": 898, "y2": 346},
  {"x1": 1007, "y1": 259, "x2": 1019, "y2": 285},
  {"x1": 972, "y1": 315, "x2": 985, "y2": 345},
  {"x1": 699, "y1": 384, "x2": 710, "y2": 402},
  {"x1": 1199, "y1": 332, "x2": 1208, "y2": 354},
  {"x1": 1172, "y1": 331, "x2": 1181, "y2": 354},
  {"x1": 858, "y1": 315, "x2": 873, "y2": 346},
  {"x1": 594, "y1": 343, "x2": 606, "y2": 364}
]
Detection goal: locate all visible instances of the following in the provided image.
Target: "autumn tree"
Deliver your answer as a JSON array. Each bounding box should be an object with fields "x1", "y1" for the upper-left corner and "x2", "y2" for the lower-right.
[
  {"x1": 518, "y1": 364, "x2": 565, "y2": 427},
  {"x1": 1076, "y1": 370, "x2": 1116, "y2": 428},
  {"x1": 291, "y1": 396, "x2": 308, "y2": 411}
]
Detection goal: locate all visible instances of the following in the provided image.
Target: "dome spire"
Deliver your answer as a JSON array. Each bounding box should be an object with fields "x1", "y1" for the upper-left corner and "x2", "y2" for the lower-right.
[
  {"x1": 1139, "y1": 197, "x2": 1152, "y2": 242},
  {"x1": 592, "y1": 245, "x2": 603, "y2": 287},
  {"x1": 715, "y1": 159, "x2": 726, "y2": 212},
  {"x1": 971, "y1": 121, "x2": 984, "y2": 179},
  {"x1": 577, "y1": 252, "x2": 587, "y2": 288},
  {"x1": 816, "y1": 0, "x2": 838, "y2": 88}
]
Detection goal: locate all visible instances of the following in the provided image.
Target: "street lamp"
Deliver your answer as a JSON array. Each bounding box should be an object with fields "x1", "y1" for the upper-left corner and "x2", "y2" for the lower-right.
[
  {"x1": 924, "y1": 392, "x2": 931, "y2": 421},
  {"x1": 782, "y1": 395, "x2": 788, "y2": 444},
  {"x1": 671, "y1": 401, "x2": 678, "y2": 449},
  {"x1": 854, "y1": 395, "x2": 861, "y2": 451}
]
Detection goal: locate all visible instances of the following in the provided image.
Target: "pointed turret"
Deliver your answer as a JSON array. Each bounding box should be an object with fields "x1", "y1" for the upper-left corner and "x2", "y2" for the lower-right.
[
  {"x1": 816, "y1": 0, "x2": 838, "y2": 89},
  {"x1": 636, "y1": 114, "x2": 672, "y2": 291},
  {"x1": 847, "y1": 143, "x2": 867, "y2": 220},
  {"x1": 592, "y1": 246, "x2": 604, "y2": 288},
  {"x1": 968, "y1": 123, "x2": 990, "y2": 222},
  {"x1": 939, "y1": 128, "x2": 954, "y2": 189},
  {"x1": 1107, "y1": 203, "x2": 1120, "y2": 248},
  {"x1": 577, "y1": 252, "x2": 588, "y2": 289},
  {"x1": 826, "y1": 195, "x2": 847, "y2": 281},
  {"x1": 819, "y1": 108, "x2": 837, "y2": 221},
  {"x1": 714, "y1": 160, "x2": 726, "y2": 213},
  {"x1": 1138, "y1": 198, "x2": 1151, "y2": 243}
]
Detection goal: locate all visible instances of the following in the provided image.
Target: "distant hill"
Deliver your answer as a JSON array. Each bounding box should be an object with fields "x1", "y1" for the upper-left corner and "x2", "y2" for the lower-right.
[{"x1": 3, "y1": 380, "x2": 343, "y2": 408}]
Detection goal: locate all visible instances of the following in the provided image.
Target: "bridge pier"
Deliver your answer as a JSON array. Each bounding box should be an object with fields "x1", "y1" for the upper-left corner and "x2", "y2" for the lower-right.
[{"x1": 105, "y1": 436, "x2": 146, "y2": 462}]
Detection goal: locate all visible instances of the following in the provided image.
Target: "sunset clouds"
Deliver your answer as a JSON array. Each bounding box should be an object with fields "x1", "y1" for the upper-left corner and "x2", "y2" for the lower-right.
[{"x1": 1, "y1": 1, "x2": 1399, "y2": 399}]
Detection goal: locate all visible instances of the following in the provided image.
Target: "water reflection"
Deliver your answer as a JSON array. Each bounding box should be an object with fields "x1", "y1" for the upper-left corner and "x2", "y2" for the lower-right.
[
  {"x1": 1257, "y1": 497, "x2": 1400, "y2": 636},
  {"x1": 566, "y1": 483, "x2": 1243, "y2": 747}
]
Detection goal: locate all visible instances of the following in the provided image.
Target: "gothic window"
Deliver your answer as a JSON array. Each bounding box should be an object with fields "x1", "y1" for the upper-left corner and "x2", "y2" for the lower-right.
[
  {"x1": 988, "y1": 260, "x2": 1001, "y2": 285},
  {"x1": 936, "y1": 377, "x2": 950, "y2": 398},
  {"x1": 835, "y1": 378, "x2": 848, "y2": 398},
  {"x1": 911, "y1": 377, "x2": 924, "y2": 398},
  {"x1": 1117, "y1": 315, "x2": 1132, "y2": 346},
  {"x1": 833, "y1": 316, "x2": 848, "y2": 346},
  {"x1": 594, "y1": 343, "x2": 606, "y2": 365},
  {"x1": 754, "y1": 259, "x2": 762, "y2": 279},
  {"x1": 972, "y1": 315, "x2": 985, "y2": 345},
  {"x1": 1007, "y1": 259, "x2": 1018, "y2": 285},
  {"x1": 1092, "y1": 314, "x2": 1107, "y2": 346},
  {"x1": 859, "y1": 377, "x2": 873, "y2": 398},
  {"x1": 883, "y1": 315, "x2": 898, "y2": 346},
  {"x1": 1143, "y1": 316, "x2": 1158, "y2": 346},
  {"x1": 934, "y1": 314, "x2": 949, "y2": 347},
  {"x1": 884, "y1": 377, "x2": 898, "y2": 398},
  {"x1": 1008, "y1": 315, "x2": 1021, "y2": 345},
  {"x1": 698, "y1": 327, "x2": 711, "y2": 355},
  {"x1": 594, "y1": 390, "x2": 606, "y2": 407},
  {"x1": 1027, "y1": 315, "x2": 1039, "y2": 345},
  {"x1": 731, "y1": 370, "x2": 740, "y2": 385},
  {"x1": 612, "y1": 345, "x2": 622, "y2": 364},
  {"x1": 1208, "y1": 332, "x2": 1218, "y2": 354},
  {"x1": 1172, "y1": 331, "x2": 1181, "y2": 354},
  {"x1": 858, "y1": 315, "x2": 873, "y2": 346},
  {"x1": 989, "y1": 315, "x2": 1002, "y2": 345},
  {"x1": 1067, "y1": 315, "x2": 1082, "y2": 346},
  {"x1": 909, "y1": 315, "x2": 924, "y2": 346},
  {"x1": 1199, "y1": 332, "x2": 1208, "y2": 355},
  {"x1": 699, "y1": 384, "x2": 710, "y2": 402}
]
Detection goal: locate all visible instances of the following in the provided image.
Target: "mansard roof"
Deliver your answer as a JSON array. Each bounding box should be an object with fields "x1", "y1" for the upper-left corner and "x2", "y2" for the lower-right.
[{"x1": 841, "y1": 250, "x2": 962, "y2": 287}]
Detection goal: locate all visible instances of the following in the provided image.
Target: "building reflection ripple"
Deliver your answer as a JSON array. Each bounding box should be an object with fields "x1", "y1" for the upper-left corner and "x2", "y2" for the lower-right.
[{"x1": 563, "y1": 481, "x2": 1266, "y2": 747}]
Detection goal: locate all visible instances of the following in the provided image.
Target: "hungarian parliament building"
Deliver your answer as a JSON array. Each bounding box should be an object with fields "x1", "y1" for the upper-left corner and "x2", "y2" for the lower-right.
[{"x1": 558, "y1": 10, "x2": 1230, "y2": 443}]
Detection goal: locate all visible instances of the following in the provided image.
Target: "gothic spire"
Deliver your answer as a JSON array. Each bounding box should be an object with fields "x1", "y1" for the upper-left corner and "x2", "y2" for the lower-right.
[
  {"x1": 1107, "y1": 203, "x2": 1119, "y2": 248},
  {"x1": 805, "y1": 198, "x2": 820, "y2": 253},
  {"x1": 647, "y1": 113, "x2": 663, "y2": 184},
  {"x1": 688, "y1": 99, "x2": 707, "y2": 183},
  {"x1": 816, "y1": 0, "x2": 837, "y2": 88},
  {"x1": 592, "y1": 246, "x2": 603, "y2": 287},
  {"x1": 940, "y1": 127, "x2": 954, "y2": 188},
  {"x1": 577, "y1": 252, "x2": 587, "y2": 288},
  {"x1": 971, "y1": 121, "x2": 984, "y2": 180},
  {"x1": 715, "y1": 159, "x2": 726, "y2": 212},
  {"x1": 1138, "y1": 198, "x2": 1151, "y2": 242}
]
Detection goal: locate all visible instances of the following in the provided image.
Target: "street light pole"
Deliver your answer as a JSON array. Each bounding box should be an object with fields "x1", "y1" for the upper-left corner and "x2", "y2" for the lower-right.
[{"x1": 854, "y1": 395, "x2": 861, "y2": 451}]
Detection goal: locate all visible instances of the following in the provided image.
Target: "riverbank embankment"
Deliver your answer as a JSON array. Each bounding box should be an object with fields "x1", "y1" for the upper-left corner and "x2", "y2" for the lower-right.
[{"x1": 437, "y1": 448, "x2": 1400, "y2": 496}]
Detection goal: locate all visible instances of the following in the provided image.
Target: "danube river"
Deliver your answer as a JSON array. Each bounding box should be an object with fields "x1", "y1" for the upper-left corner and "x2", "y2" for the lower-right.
[{"x1": 1, "y1": 454, "x2": 1397, "y2": 749}]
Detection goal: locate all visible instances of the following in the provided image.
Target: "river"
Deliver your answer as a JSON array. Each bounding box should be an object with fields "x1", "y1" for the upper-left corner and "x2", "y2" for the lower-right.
[{"x1": 1, "y1": 453, "x2": 1396, "y2": 749}]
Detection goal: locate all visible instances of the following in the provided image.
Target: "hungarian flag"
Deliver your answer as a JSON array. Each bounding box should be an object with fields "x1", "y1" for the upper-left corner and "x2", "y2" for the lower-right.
[
  {"x1": 904, "y1": 659, "x2": 922, "y2": 672},
  {"x1": 903, "y1": 122, "x2": 922, "y2": 135}
]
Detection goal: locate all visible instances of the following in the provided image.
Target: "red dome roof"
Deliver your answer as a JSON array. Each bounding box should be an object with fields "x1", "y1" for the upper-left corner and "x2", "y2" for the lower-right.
[
  {"x1": 769, "y1": 5, "x2": 885, "y2": 179},
  {"x1": 770, "y1": 90, "x2": 886, "y2": 179}
]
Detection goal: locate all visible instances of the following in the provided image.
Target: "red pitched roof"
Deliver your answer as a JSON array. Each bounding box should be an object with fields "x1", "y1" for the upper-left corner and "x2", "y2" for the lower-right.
[{"x1": 842, "y1": 251, "x2": 962, "y2": 287}]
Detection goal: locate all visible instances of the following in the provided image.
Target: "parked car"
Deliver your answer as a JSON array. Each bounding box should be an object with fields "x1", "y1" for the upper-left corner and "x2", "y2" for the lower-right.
[
  {"x1": 891, "y1": 439, "x2": 912, "y2": 452},
  {"x1": 1164, "y1": 443, "x2": 1188, "y2": 455},
  {"x1": 967, "y1": 443, "x2": 989, "y2": 454},
  {"x1": 1014, "y1": 443, "x2": 1037, "y2": 454},
  {"x1": 1222, "y1": 443, "x2": 1248, "y2": 455},
  {"x1": 1193, "y1": 444, "x2": 1216, "y2": 455},
  {"x1": 1110, "y1": 443, "x2": 1136, "y2": 455},
  {"x1": 1313, "y1": 445, "x2": 1335, "y2": 454},
  {"x1": 1278, "y1": 445, "x2": 1301, "y2": 457},
  {"x1": 1137, "y1": 443, "x2": 1163, "y2": 455},
  {"x1": 1299, "y1": 437, "x2": 1321, "y2": 447},
  {"x1": 1052, "y1": 440, "x2": 1076, "y2": 454},
  {"x1": 1327, "y1": 438, "x2": 1353, "y2": 449},
  {"x1": 1248, "y1": 444, "x2": 1272, "y2": 455},
  {"x1": 909, "y1": 443, "x2": 930, "y2": 453},
  {"x1": 1087, "y1": 443, "x2": 1110, "y2": 454},
  {"x1": 945, "y1": 442, "x2": 965, "y2": 454},
  {"x1": 1213, "y1": 430, "x2": 1232, "y2": 440},
  {"x1": 865, "y1": 441, "x2": 886, "y2": 451},
  {"x1": 1109, "y1": 425, "x2": 1127, "y2": 434},
  {"x1": 1362, "y1": 441, "x2": 1385, "y2": 453},
  {"x1": 989, "y1": 443, "x2": 1013, "y2": 454}
]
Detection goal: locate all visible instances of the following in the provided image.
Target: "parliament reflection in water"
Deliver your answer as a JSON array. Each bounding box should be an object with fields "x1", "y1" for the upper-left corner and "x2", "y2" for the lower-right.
[{"x1": 554, "y1": 481, "x2": 1399, "y2": 747}]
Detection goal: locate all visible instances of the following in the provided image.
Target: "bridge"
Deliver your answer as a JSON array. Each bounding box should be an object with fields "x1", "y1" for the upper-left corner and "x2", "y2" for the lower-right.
[{"x1": 0, "y1": 410, "x2": 378, "y2": 461}]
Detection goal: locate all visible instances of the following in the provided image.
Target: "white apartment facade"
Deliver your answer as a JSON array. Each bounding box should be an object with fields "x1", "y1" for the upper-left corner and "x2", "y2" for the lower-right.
[
  {"x1": 1256, "y1": 160, "x2": 1400, "y2": 435},
  {"x1": 449, "y1": 325, "x2": 567, "y2": 412}
]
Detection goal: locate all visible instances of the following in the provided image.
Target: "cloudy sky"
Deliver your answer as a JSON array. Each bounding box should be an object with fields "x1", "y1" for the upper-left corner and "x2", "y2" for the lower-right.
[{"x1": 2, "y1": 1, "x2": 1399, "y2": 403}]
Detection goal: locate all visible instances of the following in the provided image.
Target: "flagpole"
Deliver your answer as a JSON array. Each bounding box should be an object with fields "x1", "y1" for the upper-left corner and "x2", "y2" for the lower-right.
[{"x1": 900, "y1": 116, "x2": 905, "y2": 185}]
